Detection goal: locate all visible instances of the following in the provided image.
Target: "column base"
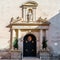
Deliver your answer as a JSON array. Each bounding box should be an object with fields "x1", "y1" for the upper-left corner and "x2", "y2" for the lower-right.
[
  {"x1": 40, "y1": 48, "x2": 50, "y2": 52},
  {"x1": 10, "y1": 50, "x2": 21, "y2": 59}
]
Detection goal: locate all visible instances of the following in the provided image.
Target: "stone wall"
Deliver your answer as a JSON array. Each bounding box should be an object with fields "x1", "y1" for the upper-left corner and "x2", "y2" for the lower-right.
[{"x1": 0, "y1": 50, "x2": 22, "y2": 60}]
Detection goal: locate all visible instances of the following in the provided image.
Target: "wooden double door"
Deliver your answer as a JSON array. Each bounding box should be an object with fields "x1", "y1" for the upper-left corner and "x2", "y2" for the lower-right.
[{"x1": 23, "y1": 34, "x2": 36, "y2": 57}]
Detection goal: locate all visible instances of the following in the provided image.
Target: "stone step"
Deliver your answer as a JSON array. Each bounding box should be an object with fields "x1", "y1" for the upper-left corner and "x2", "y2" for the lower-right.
[
  {"x1": 22, "y1": 57, "x2": 40, "y2": 60},
  {"x1": 40, "y1": 51, "x2": 50, "y2": 60},
  {"x1": 0, "y1": 59, "x2": 21, "y2": 60}
]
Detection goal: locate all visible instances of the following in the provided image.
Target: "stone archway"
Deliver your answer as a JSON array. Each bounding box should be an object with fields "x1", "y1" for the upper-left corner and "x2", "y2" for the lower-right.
[{"x1": 23, "y1": 34, "x2": 36, "y2": 57}]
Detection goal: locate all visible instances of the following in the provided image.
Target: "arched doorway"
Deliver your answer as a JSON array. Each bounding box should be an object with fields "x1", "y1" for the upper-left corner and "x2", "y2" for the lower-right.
[{"x1": 23, "y1": 34, "x2": 36, "y2": 57}]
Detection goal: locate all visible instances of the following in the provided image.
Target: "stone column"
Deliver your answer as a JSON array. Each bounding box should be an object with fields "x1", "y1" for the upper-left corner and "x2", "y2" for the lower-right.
[
  {"x1": 35, "y1": 8, "x2": 36, "y2": 21},
  {"x1": 43, "y1": 29, "x2": 46, "y2": 39},
  {"x1": 12, "y1": 29, "x2": 16, "y2": 49},
  {"x1": 22, "y1": 8, "x2": 23, "y2": 18},
  {"x1": 15, "y1": 29, "x2": 18, "y2": 38},
  {"x1": 25, "y1": 8, "x2": 27, "y2": 21},
  {"x1": 10, "y1": 29, "x2": 12, "y2": 49},
  {"x1": 40, "y1": 30, "x2": 43, "y2": 50},
  {"x1": 18, "y1": 30, "x2": 21, "y2": 50},
  {"x1": 23, "y1": 8, "x2": 26, "y2": 21},
  {"x1": 18, "y1": 30, "x2": 21, "y2": 39},
  {"x1": 33, "y1": 8, "x2": 36, "y2": 21},
  {"x1": 43, "y1": 29, "x2": 48, "y2": 50},
  {"x1": 23, "y1": 8, "x2": 24, "y2": 21},
  {"x1": 18, "y1": 30, "x2": 23, "y2": 52}
]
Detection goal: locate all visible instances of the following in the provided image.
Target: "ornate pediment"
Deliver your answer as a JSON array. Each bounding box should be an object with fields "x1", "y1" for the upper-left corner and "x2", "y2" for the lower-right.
[{"x1": 20, "y1": 1, "x2": 38, "y2": 7}]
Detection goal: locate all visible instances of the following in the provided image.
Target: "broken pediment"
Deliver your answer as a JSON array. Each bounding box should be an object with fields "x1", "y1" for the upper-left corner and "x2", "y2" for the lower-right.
[
  {"x1": 36, "y1": 17, "x2": 50, "y2": 24},
  {"x1": 10, "y1": 17, "x2": 24, "y2": 24}
]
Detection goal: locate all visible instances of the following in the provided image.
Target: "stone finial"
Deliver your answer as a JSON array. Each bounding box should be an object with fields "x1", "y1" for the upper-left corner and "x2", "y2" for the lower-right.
[
  {"x1": 39, "y1": 17, "x2": 42, "y2": 20},
  {"x1": 10, "y1": 17, "x2": 14, "y2": 23},
  {"x1": 16, "y1": 16, "x2": 19, "y2": 19},
  {"x1": 44, "y1": 18, "x2": 47, "y2": 20},
  {"x1": 20, "y1": 18, "x2": 23, "y2": 22}
]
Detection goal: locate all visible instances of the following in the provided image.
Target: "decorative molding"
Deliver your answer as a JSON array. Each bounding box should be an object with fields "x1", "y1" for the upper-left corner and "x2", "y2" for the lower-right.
[{"x1": 12, "y1": 26, "x2": 49, "y2": 29}]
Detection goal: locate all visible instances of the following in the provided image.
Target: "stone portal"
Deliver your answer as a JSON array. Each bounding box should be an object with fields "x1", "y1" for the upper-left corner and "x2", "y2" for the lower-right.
[{"x1": 6, "y1": 1, "x2": 50, "y2": 57}]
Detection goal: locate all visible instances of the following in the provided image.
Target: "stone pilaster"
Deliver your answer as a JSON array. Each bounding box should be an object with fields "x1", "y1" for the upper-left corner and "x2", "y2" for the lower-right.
[{"x1": 10, "y1": 29, "x2": 12, "y2": 49}]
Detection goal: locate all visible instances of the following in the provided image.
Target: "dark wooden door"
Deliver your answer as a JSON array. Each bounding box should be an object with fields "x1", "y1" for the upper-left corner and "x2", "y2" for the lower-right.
[{"x1": 23, "y1": 34, "x2": 36, "y2": 57}]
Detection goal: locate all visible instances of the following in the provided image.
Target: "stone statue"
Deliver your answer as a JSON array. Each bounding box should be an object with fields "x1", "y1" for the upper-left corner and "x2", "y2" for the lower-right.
[
  {"x1": 27, "y1": 9, "x2": 33, "y2": 22},
  {"x1": 42, "y1": 36, "x2": 47, "y2": 50},
  {"x1": 13, "y1": 37, "x2": 18, "y2": 50}
]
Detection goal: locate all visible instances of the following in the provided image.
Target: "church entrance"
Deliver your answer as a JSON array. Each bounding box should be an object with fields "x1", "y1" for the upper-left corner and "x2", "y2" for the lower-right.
[{"x1": 23, "y1": 34, "x2": 36, "y2": 57}]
